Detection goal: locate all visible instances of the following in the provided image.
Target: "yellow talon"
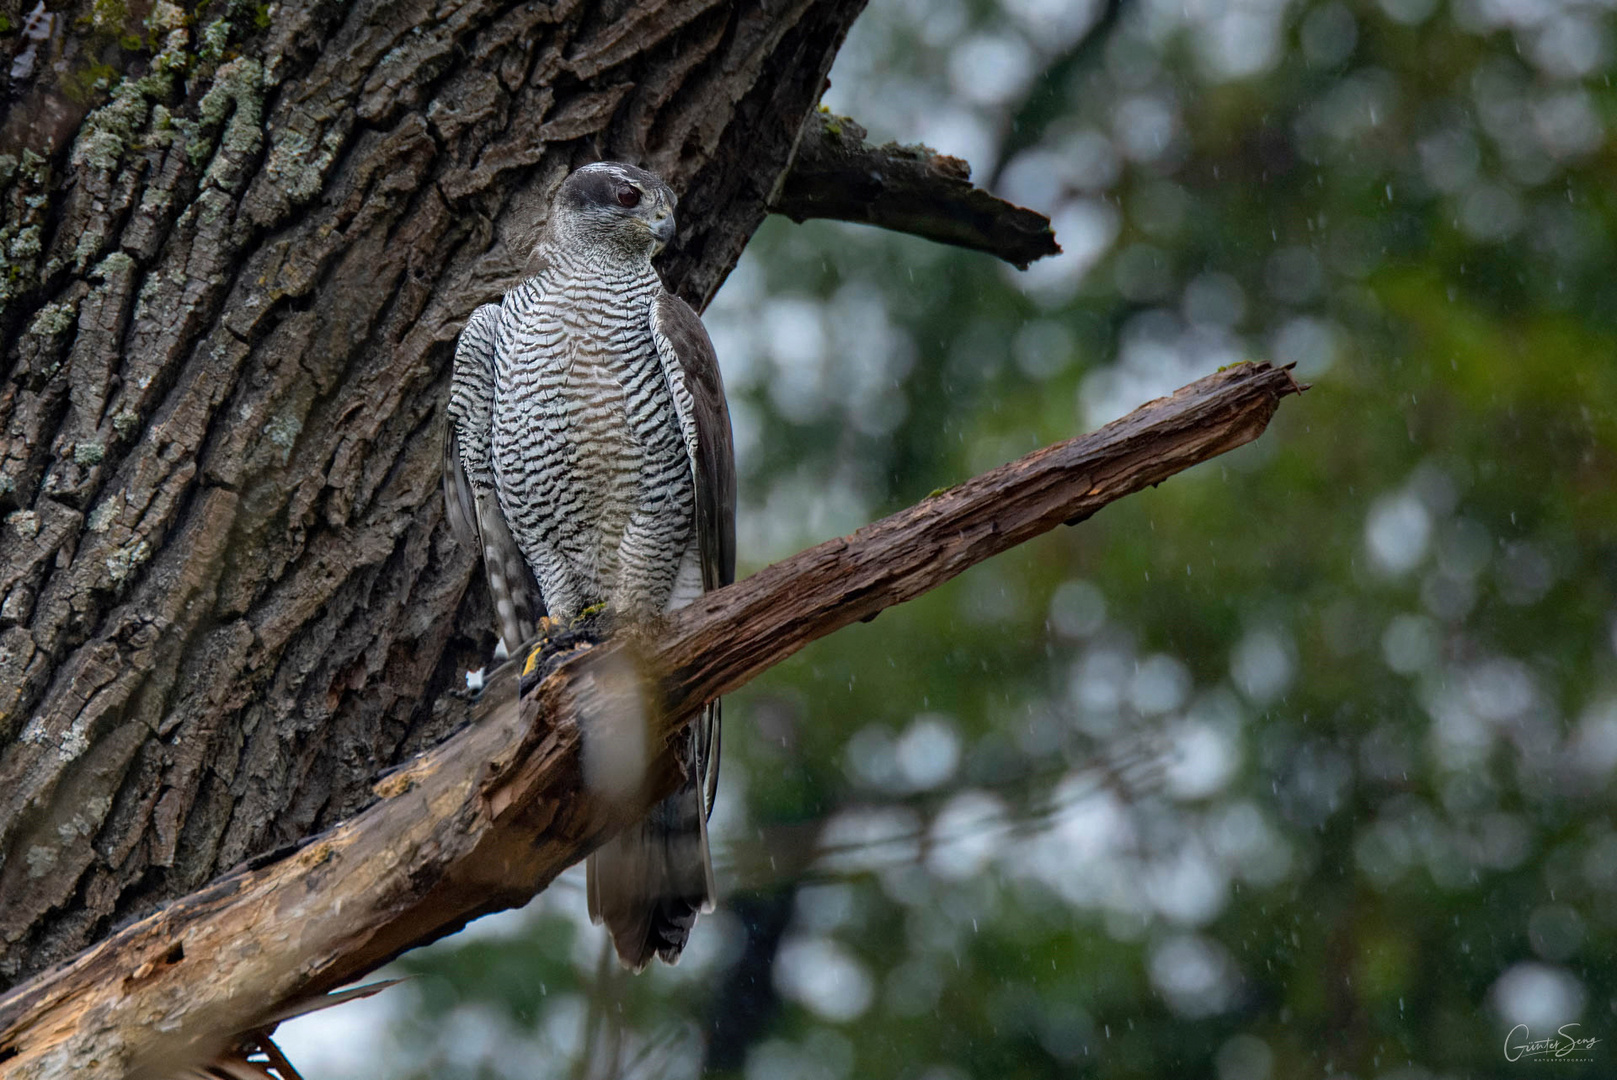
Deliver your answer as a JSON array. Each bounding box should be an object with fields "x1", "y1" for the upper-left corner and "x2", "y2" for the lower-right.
[{"x1": 521, "y1": 617, "x2": 561, "y2": 676}]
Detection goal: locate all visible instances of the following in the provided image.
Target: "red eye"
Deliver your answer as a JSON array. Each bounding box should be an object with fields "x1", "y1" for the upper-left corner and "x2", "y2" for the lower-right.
[{"x1": 616, "y1": 185, "x2": 641, "y2": 208}]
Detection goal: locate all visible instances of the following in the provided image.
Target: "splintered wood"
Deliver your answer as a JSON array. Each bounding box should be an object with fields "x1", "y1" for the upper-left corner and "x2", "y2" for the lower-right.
[{"x1": 0, "y1": 363, "x2": 1299, "y2": 1080}]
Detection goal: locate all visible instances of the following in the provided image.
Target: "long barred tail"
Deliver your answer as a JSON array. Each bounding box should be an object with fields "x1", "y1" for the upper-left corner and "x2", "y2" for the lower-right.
[
  {"x1": 476, "y1": 494, "x2": 539, "y2": 656},
  {"x1": 587, "y1": 704, "x2": 718, "y2": 969}
]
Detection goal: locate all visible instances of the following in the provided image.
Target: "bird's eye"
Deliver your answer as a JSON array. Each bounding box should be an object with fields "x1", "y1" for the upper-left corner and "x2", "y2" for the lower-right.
[{"x1": 616, "y1": 185, "x2": 641, "y2": 208}]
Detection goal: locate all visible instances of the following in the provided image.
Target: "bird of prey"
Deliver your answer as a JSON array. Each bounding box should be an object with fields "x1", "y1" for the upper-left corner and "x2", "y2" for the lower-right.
[{"x1": 443, "y1": 161, "x2": 735, "y2": 969}]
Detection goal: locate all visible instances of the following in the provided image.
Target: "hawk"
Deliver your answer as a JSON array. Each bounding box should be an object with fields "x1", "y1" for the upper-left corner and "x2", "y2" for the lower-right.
[{"x1": 443, "y1": 162, "x2": 735, "y2": 969}]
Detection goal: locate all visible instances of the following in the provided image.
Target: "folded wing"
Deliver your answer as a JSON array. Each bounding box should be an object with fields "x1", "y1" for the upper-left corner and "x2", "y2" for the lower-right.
[{"x1": 444, "y1": 302, "x2": 543, "y2": 654}]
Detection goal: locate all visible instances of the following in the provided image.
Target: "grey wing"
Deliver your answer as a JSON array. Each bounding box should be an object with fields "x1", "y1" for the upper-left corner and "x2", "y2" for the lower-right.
[
  {"x1": 445, "y1": 302, "x2": 542, "y2": 654},
  {"x1": 650, "y1": 291, "x2": 736, "y2": 591},
  {"x1": 650, "y1": 291, "x2": 735, "y2": 816},
  {"x1": 444, "y1": 304, "x2": 497, "y2": 546}
]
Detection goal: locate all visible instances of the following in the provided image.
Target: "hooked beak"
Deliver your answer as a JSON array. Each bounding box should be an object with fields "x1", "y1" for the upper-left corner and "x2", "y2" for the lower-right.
[{"x1": 649, "y1": 213, "x2": 675, "y2": 249}]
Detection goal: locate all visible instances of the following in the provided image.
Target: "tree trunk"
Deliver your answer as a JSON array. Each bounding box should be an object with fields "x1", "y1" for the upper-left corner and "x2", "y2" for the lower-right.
[{"x1": 0, "y1": 0, "x2": 869, "y2": 989}]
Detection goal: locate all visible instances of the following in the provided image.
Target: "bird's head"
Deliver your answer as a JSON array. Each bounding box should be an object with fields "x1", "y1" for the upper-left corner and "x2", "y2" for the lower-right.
[{"x1": 551, "y1": 161, "x2": 678, "y2": 258}]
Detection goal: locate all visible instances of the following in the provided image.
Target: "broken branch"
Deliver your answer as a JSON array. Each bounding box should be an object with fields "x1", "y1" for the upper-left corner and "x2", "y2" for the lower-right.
[
  {"x1": 0, "y1": 363, "x2": 1300, "y2": 1080},
  {"x1": 771, "y1": 110, "x2": 1062, "y2": 269}
]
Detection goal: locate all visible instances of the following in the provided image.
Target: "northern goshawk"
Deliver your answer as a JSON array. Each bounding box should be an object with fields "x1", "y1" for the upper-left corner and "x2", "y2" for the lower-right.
[{"x1": 443, "y1": 162, "x2": 735, "y2": 969}]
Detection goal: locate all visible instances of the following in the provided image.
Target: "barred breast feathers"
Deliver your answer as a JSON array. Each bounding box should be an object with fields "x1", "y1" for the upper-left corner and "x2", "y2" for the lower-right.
[{"x1": 489, "y1": 243, "x2": 694, "y2": 621}]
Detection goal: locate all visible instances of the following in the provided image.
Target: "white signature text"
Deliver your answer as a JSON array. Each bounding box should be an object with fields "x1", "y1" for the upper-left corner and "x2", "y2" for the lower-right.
[{"x1": 1504, "y1": 1024, "x2": 1601, "y2": 1062}]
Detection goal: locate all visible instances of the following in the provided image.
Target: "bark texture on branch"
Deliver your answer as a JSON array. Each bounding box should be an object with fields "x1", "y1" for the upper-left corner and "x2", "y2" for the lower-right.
[
  {"x1": 771, "y1": 109, "x2": 1060, "y2": 268},
  {"x1": 0, "y1": 362, "x2": 1302, "y2": 1080},
  {"x1": 0, "y1": 0, "x2": 869, "y2": 989}
]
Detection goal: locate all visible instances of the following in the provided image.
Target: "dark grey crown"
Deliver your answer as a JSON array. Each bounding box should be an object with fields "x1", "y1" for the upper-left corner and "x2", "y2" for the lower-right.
[{"x1": 554, "y1": 162, "x2": 677, "y2": 253}]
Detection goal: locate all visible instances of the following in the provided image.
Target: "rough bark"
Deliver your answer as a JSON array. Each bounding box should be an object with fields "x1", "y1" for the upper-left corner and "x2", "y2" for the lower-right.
[
  {"x1": 0, "y1": 0, "x2": 889, "y2": 990},
  {"x1": 0, "y1": 362, "x2": 1302, "y2": 1080}
]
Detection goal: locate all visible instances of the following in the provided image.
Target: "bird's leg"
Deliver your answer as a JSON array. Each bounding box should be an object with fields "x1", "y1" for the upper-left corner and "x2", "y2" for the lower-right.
[
  {"x1": 518, "y1": 608, "x2": 615, "y2": 695},
  {"x1": 521, "y1": 616, "x2": 562, "y2": 680}
]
